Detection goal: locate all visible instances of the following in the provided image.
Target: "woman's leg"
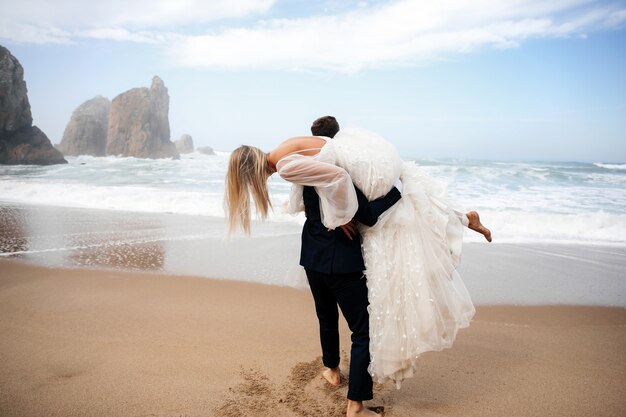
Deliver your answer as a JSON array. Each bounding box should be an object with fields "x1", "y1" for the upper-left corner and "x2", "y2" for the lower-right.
[
  {"x1": 455, "y1": 209, "x2": 492, "y2": 242},
  {"x1": 466, "y1": 210, "x2": 492, "y2": 242}
]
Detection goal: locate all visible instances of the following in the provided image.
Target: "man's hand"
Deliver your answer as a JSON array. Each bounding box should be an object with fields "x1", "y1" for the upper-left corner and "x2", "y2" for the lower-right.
[{"x1": 338, "y1": 220, "x2": 358, "y2": 240}]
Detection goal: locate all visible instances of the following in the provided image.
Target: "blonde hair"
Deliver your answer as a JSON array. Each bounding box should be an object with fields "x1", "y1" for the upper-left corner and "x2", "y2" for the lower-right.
[{"x1": 225, "y1": 145, "x2": 272, "y2": 234}]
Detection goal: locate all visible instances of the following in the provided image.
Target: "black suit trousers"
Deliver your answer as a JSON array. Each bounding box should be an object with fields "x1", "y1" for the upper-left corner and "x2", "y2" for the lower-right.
[{"x1": 305, "y1": 268, "x2": 373, "y2": 401}]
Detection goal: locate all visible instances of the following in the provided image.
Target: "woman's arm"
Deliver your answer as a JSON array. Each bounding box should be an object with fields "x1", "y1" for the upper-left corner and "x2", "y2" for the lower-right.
[{"x1": 277, "y1": 155, "x2": 358, "y2": 229}]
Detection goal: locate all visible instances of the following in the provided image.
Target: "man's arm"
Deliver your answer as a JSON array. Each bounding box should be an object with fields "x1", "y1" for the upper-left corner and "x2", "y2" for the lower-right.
[{"x1": 353, "y1": 184, "x2": 401, "y2": 227}]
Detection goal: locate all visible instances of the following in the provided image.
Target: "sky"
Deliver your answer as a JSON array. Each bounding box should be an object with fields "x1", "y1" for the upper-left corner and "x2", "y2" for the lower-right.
[{"x1": 1, "y1": 0, "x2": 625, "y2": 162}]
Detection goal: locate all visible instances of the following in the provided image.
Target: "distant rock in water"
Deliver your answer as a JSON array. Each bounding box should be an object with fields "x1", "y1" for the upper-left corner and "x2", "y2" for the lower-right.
[
  {"x1": 197, "y1": 146, "x2": 215, "y2": 155},
  {"x1": 0, "y1": 45, "x2": 66, "y2": 165},
  {"x1": 58, "y1": 95, "x2": 110, "y2": 156},
  {"x1": 175, "y1": 134, "x2": 194, "y2": 154},
  {"x1": 106, "y1": 76, "x2": 179, "y2": 159}
]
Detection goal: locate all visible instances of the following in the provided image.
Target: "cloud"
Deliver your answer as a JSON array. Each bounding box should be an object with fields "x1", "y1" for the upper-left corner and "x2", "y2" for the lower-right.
[
  {"x1": 0, "y1": 0, "x2": 274, "y2": 43},
  {"x1": 1, "y1": 0, "x2": 624, "y2": 71},
  {"x1": 168, "y1": 0, "x2": 626, "y2": 71}
]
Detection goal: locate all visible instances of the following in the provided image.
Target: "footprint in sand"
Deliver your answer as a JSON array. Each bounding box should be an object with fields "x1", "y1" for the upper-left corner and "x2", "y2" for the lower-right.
[
  {"x1": 216, "y1": 357, "x2": 395, "y2": 417},
  {"x1": 217, "y1": 367, "x2": 276, "y2": 417}
]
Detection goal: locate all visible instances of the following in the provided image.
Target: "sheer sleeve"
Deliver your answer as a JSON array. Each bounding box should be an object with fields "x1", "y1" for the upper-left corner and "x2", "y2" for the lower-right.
[
  {"x1": 287, "y1": 184, "x2": 305, "y2": 215},
  {"x1": 277, "y1": 154, "x2": 358, "y2": 229}
]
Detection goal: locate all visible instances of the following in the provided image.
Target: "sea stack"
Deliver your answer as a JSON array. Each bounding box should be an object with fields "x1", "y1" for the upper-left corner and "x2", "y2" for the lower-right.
[
  {"x1": 197, "y1": 146, "x2": 215, "y2": 155},
  {"x1": 106, "y1": 76, "x2": 178, "y2": 159},
  {"x1": 0, "y1": 45, "x2": 66, "y2": 165},
  {"x1": 58, "y1": 95, "x2": 110, "y2": 156},
  {"x1": 175, "y1": 134, "x2": 194, "y2": 154}
]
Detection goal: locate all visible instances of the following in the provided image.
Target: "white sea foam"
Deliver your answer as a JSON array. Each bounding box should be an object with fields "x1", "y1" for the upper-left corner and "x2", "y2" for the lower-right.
[
  {"x1": 0, "y1": 178, "x2": 301, "y2": 225},
  {"x1": 0, "y1": 180, "x2": 222, "y2": 216},
  {"x1": 462, "y1": 210, "x2": 626, "y2": 245},
  {"x1": 593, "y1": 162, "x2": 626, "y2": 170},
  {"x1": 1, "y1": 154, "x2": 625, "y2": 245}
]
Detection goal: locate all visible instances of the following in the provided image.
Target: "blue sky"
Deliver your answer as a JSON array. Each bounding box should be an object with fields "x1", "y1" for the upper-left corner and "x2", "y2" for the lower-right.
[{"x1": 1, "y1": 0, "x2": 625, "y2": 162}]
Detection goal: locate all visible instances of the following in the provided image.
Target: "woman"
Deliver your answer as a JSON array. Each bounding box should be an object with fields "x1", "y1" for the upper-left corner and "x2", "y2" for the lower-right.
[
  {"x1": 225, "y1": 133, "x2": 491, "y2": 389},
  {"x1": 225, "y1": 135, "x2": 361, "y2": 234}
]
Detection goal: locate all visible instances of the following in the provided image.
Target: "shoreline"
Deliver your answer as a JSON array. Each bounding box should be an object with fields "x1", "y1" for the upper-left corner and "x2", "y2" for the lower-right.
[
  {"x1": 1, "y1": 259, "x2": 624, "y2": 417},
  {"x1": 2, "y1": 202, "x2": 625, "y2": 306}
]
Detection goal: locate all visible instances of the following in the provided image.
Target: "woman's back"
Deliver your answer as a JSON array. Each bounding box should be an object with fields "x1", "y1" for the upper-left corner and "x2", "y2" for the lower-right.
[{"x1": 270, "y1": 136, "x2": 327, "y2": 165}]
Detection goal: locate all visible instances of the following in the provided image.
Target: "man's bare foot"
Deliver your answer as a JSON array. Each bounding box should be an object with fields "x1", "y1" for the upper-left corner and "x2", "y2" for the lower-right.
[
  {"x1": 322, "y1": 367, "x2": 341, "y2": 386},
  {"x1": 346, "y1": 400, "x2": 383, "y2": 416},
  {"x1": 466, "y1": 210, "x2": 492, "y2": 242}
]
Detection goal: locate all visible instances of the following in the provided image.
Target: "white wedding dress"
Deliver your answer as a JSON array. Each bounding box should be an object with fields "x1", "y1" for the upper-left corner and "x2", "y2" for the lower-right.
[{"x1": 278, "y1": 128, "x2": 475, "y2": 388}]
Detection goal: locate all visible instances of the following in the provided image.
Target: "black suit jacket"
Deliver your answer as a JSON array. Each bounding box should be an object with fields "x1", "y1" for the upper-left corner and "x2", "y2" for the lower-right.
[{"x1": 300, "y1": 184, "x2": 401, "y2": 275}]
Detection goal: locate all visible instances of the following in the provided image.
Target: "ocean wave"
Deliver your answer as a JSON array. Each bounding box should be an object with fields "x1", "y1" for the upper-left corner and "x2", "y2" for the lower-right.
[
  {"x1": 593, "y1": 162, "x2": 626, "y2": 170},
  {"x1": 1, "y1": 180, "x2": 624, "y2": 245},
  {"x1": 463, "y1": 210, "x2": 626, "y2": 245},
  {"x1": 1, "y1": 155, "x2": 626, "y2": 245},
  {"x1": 0, "y1": 179, "x2": 301, "y2": 224}
]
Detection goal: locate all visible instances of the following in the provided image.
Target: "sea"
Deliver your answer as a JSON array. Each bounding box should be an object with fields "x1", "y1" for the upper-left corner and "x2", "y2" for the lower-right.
[{"x1": 0, "y1": 152, "x2": 625, "y2": 246}]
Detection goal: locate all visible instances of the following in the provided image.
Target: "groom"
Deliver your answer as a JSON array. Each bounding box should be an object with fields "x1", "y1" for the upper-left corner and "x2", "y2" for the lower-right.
[{"x1": 299, "y1": 115, "x2": 401, "y2": 417}]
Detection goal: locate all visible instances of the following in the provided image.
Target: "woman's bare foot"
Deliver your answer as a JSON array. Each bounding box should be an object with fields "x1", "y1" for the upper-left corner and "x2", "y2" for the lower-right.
[
  {"x1": 346, "y1": 400, "x2": 383, "y2": 416},
  {"x1": 466, "y1": 211, "x2": 492, "y2": 242},
  {"x1": 322, "y1": 367, "x2": 341, "y2": 386}
]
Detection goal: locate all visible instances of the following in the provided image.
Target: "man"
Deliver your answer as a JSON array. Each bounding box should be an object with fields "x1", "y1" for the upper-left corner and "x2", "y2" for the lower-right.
[
  {"x1": 310, "y1": 115, "x2": 340, "y2": 139},
  {"x1": 299, "y1": 115, "x2": 401, "y2": 417}
]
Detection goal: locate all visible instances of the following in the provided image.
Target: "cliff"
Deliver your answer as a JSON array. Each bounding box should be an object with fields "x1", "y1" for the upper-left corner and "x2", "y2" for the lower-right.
[{"x1": 0, "y1": 45, "x2": 66, "y2": 165}]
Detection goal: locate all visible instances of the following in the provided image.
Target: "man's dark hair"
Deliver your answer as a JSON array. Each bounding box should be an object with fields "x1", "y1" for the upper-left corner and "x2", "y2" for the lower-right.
[{"x1": 311, "y1": 116, "x2": 340, "y2": 138}]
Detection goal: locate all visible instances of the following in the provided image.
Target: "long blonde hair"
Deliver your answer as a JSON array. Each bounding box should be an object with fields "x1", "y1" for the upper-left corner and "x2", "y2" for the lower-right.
[{"x1": 225, "y1": 145, "x2": 272, "y2": 234}]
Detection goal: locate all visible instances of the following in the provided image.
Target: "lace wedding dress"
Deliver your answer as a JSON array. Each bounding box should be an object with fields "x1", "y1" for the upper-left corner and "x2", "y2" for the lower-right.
[{"x1": 278, "y1": 128, "x2": 475, "y2": 387}]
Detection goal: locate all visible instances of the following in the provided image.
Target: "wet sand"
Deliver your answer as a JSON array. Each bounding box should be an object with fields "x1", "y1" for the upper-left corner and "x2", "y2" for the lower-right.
[
  {"x1": 1, "y1": 203, "x2": 625, "y2": 306},
  {"x1": 0, "y1": 260, "x2": 624, "y2": 417}
]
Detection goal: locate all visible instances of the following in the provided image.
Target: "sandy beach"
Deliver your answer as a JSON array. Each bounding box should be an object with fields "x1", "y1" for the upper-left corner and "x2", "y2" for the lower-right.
[
  {"x1": 0, "y1": 259, "x2": 624, "y2": 417},
  {"x1": 1, "y1": 203, "x2": 625, "y2": 416}
]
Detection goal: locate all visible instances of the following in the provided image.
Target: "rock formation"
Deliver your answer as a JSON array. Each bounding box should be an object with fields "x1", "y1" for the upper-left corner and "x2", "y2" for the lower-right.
[
  {"x1": 106, "y1": 76, "x2": 178, "y2": 159},
  {"x1": 197, "y1": 146, "x2": 215, "y2": 155},
  {"x1": 58, "y1": 95, "x2": 110, "y2": 156},
  {"x1": 175, "y1": 134, "x2": 194, "y2": 154},
  {"x1": 0, "y1": 45, "x2": 66, "y2": 165}
]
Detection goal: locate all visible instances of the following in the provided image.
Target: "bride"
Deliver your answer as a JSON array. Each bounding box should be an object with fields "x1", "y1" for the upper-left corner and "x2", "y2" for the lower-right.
[{"x1": 224, "y1": 121, "x2": 491, "y2": 389}]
